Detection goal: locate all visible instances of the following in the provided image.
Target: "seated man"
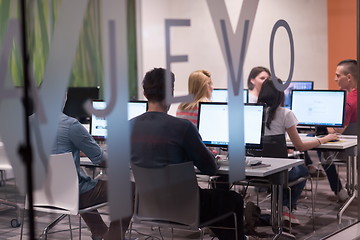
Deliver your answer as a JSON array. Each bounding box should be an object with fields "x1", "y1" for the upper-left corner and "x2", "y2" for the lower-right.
[
  {"x1": 53, "y1": 102, "x2": 132, "y2": 240},
  {"x1": 322, "y1": 59, "x2": 358, "y2": 202},
  {"x1": 130, "y1": 68, "x2": 245, "y2": 240}
]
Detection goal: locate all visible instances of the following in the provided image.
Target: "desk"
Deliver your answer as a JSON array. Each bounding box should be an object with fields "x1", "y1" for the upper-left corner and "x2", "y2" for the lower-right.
[
  {"x1": 217, "y1": 157, "x2": 304, "y2": 239},
  {"x1": 287, "y1": 135, "x2": 358, "y2": 224},
  {"x1": 286, "y1": 134, "x2": 357, "y2": 150}
]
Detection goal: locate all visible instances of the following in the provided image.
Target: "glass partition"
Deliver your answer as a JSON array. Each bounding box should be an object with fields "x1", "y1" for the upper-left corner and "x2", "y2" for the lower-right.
[{"x1": 0, "y1": 0, "x2": 358, "y2": 238}]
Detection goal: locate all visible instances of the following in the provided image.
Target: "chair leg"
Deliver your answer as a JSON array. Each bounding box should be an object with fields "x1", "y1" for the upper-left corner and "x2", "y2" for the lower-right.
[
  {"x1": 309, "y1": 177, "x2": 315, "y2": 231},
  {"x1": 199, "y1": 228, "x2": 204, "y2": 240},
  {"x1": 42, "y1": 214, "x2": 67, "y2": 240},
  {"x1": 233, "y1": 212, "x2": 238, "y2": 240},
  {"x1": 288, "y1": 187, "x2": 292, "y2": 233},
  {"x1": 79, "y1": 215, "x2": 82, "y2": 240},
  {"x1": 128, "y1": 221, "x2": 134, "y2": 240},
  {"x1": 68, "y1": 215, "x2": 73, "y2": 240},
  {"x1": 20, "y1": 209, "x2": 25, "y2": 240}
]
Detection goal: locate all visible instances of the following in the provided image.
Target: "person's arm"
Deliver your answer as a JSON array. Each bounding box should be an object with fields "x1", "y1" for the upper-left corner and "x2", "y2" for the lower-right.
[
  {"x1": 182, "y1": 123, "x2": 217, "y2": 176},
  {"x1": 69, "y1": 121, "x2": 107, "y2": 165},
  {"x1": 287, "y1": 125, "x2": 339, "y2": 151},
  {"x1": 327, "y1": 127, "x2": 346, "y2": 134}
]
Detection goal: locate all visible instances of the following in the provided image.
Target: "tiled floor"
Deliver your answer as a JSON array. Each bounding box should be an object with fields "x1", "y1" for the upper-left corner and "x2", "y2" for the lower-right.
[{"x1": 0, "y1": 153, "x2": 359, "y2": 239}]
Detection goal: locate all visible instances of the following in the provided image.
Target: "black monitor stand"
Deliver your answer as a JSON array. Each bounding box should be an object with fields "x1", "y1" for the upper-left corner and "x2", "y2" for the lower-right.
[
  {"x1": 303, "y1": 126, "x2": 328, "y2": 137},
  {"x1": 315, "y1": 126, "x2": 328, "y2": 136}
]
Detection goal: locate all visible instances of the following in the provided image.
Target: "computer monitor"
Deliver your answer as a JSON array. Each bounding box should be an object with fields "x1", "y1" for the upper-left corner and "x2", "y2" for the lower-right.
[
  {"x1": 128, "y1": 101, "x2": 148, "y2": 119},
  {"x1": 90, "y1": 100, "x2": 148, "y2": 140},
  {"x1": 211, "y1": 88, "x2": 248, "y2": 103},
  {"x1": 291, "y1": 90, "x2": 346, "y2": 128},
  {"x1": 197, "y1": 102, "x2": 265, "y2": 149},
  {"x1": 63, "y1": 87, "x2": 100, "y2": 123},
  {"x1": 284, "y1": 81, "x2": 313, "y2": 108}
]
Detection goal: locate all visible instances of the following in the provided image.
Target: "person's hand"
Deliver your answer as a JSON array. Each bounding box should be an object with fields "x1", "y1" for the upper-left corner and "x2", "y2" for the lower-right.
[{"x1": 321, "y1": 133, "x2": 339, "y2": 143}]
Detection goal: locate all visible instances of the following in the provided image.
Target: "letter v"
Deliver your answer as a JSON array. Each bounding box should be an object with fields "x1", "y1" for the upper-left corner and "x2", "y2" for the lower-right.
[{"x1": 207, "y1": 0, "x2": 259, "y2": 96}]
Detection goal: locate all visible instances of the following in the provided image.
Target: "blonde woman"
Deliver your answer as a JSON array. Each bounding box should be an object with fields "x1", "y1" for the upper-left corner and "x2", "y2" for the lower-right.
[{"x1": 176, "y1": 70, "x2": 213, "y2": 125}]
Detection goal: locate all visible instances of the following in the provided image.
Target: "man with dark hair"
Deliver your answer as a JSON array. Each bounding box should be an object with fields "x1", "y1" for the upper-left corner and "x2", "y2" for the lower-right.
[
  {"x1": 53, "y1": 94, "x2": 132, "y2": 240},
  {"x1": 130, "y1": 68, "x2": 246, "y2": 240},
  {"x1": 330, "y1": 59, "x2": 358, "y2": 134},
  {"x1": 322, "y1": 59, "x2": 358, "y2": 201}
]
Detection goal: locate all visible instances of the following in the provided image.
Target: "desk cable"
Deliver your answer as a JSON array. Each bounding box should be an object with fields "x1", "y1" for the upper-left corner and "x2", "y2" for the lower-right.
[{"x1": 321, "y1": 151, "x2": 340, "y2": 171}]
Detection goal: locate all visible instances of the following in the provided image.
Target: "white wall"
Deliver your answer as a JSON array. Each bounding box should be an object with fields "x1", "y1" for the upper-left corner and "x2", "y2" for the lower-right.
[{"x1": 137, "y1": 0, "x2": 328, "y2": 115}]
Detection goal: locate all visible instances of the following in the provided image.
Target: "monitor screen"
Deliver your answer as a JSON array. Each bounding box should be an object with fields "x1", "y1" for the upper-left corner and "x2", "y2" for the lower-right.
[
  {"x1": 283, "y1": 81, "x2": 313, "y2": 108},
  {"x1": 291, "y1": 90, "x2": 346, "y2": 127},
  {"x1": 90, "y1": 100, "x2": 148, "y2": 140},
  {"x1": 128, "y1": 101, "x2": 148, "y2": 119},
  {"x1": 197, "y1": 103, "x2": 265, "y2": 149},
  {"x1": 63, "y1": 87, "x2": 100, "y2": 123},
  {"x1": 211, "y1": 88, "x2": 248, "y2": 103}
]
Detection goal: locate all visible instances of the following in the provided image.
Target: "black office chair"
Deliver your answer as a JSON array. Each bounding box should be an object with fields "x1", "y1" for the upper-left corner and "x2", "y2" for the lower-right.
[
  {"x1": 256, "y1": 134, "x2": 288, "y2": 158},
  {"x1": 249, "y1": 134, "x2": 314, "y2": 232}
]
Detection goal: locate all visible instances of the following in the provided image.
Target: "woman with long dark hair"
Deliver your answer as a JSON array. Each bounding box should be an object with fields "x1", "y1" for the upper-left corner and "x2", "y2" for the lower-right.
[
  {"x1": 247, "y1": 66, "x2": 271, "y2": 103},
  {"x1": 257, "y1": 78, "x2": 338, "y2": 224}
]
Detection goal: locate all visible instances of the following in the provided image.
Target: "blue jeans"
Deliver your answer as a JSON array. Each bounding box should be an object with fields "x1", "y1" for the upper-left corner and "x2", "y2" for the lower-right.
[{"x1": 283, "y1": 165, "x2": 308, "y2": 211}]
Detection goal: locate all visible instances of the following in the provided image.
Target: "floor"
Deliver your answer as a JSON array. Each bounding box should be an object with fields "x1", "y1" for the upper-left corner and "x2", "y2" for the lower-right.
[{"x1": 0, "y1": 152, "x2": 359, "y2": 240}]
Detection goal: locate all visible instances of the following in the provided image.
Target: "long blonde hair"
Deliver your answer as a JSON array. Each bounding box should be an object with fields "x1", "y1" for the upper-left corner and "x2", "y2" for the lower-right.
[{"x1": 179, "y1": 70, "x2": 212, "y2": 110}]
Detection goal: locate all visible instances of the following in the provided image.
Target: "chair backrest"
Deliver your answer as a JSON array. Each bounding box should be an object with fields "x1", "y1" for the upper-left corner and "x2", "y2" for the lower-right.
[
  {"x1": 131, "y1": 162, "x2": 200, "y2": 228},
  {"x1": 252, "y1": 134, "x2": 288, "y2": 158},
  {"x1": 0, "y1": 142, "x2": 12, "y2": 170},
  {"x1": 32, "y1": 152, "x2": 79, "y2": 215}
]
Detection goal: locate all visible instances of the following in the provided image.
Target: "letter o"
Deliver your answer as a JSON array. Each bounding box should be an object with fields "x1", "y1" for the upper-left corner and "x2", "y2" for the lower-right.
[{"x1": 269, "y1": 19, "x2": 295, "y2": 91}]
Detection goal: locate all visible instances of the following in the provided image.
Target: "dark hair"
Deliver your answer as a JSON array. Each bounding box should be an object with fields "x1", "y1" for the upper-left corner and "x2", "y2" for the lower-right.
[
  {"x1": 142, "y1": 68, "x2": 175, "y2": 102},
  {"x1": 337, "y1": 59, "x2": 358, "y2": 80},
  {"x1": 247, "y1": 66, "x2": 271, "y2": 90},
  {"x1": 257, "y1": 78, "x2": 284, "y2": 130}
]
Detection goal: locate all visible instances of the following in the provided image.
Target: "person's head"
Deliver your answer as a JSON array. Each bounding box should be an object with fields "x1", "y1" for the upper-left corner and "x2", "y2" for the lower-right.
[
  {"x1": 257, "y1": 78, "x2": 284, "y2": 129},
  {"x1": 188, "y1": 70, "x2": 213, "y2": 100},
  {"x1": 247, "y1": 66, "x2": 271, "y2": 92},
  {"x1": 178, "y1": 70, "x2": 212, "y2": 110},
  {"x1": 335, "y1": 59, "x2": 358, "y2": 91},
  {"x1": 142, "y1": 67, "x2": 175, "y2": 103}
]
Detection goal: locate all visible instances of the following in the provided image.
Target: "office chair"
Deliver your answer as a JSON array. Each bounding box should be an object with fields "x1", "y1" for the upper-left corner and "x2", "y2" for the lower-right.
[
  {"x1": 20, "y1": 152, "x2": 107, "y2": 240},
  {"x1": 129, "y1": 162, "x2": 238, "y2": 240},
  {"x1": 248, "y1": 134, "x2": 314, "y2": 232},
  {"x1": 0, "y1": 142, "x2": 21, "y2": 228}
]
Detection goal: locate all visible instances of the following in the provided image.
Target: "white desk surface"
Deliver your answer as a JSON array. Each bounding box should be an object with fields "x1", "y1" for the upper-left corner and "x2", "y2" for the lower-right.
[
  {"x1": 83, "y1": 156, "x2": 303, "y2": 179},
  {"x1": 217, "y1": 157, "x2": 304, "y2": 177},
  {"x1": 286, "y1": 134, "x2": 357, "y2": 150}
]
